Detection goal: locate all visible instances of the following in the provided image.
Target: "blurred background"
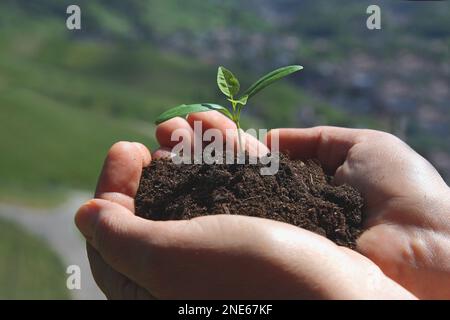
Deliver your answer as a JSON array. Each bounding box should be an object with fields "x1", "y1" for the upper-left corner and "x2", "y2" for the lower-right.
[{"x1": 0, "y1": 0, "x2": 448, "y2": 299}]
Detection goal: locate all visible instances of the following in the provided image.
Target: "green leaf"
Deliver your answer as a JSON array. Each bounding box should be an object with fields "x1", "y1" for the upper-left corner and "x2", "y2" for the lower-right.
[
  {"x1": 242, "y1": 65, "x2": 303, "y2": 99},
  {"x1": 227, "y1": 94, "x2": 248, "y2": 106},
  {"x1": 202, "y1": 103, "x2": 234, "y2": 119},
  {"x1": 217, "y1": 66, "x2": 240, "y2": 98},
  {"x1": 155, "y1": 103, "x2": 231, "y2": 124}
]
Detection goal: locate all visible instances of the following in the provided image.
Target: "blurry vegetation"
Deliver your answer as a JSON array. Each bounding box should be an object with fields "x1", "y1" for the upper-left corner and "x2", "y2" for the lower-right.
[
  {"x1": 0, "y1": 219, "x2": 70, "y2": 299},
  {"x1": 0, "y1": 21, "x2": 156, "y2": 202}
]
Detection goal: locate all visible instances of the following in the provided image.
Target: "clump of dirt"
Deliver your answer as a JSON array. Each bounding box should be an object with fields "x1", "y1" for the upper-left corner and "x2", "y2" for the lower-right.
[{"x1": 135, "y1": 154, "x2": 364, "y2": 248}]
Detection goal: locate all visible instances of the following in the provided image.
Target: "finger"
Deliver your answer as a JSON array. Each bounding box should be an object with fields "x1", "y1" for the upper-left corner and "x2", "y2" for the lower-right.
[
  {"x1": 75, "y1": 198, "x2": 162, "y2": 288},
  {"x1": 75, "y1": 198, "x2": 293, "y2": 298},
  {"x1": 187, "y1": 111, "x2": 269, "y2": 156},
  {"x1": 76, "y1": 198, "x2": 415, "y2": 299},
  {"x1": 95, "y1": 141, "x2": 151, "y2": 212},
  {"x1": 266, "y1": 126, "x2": 362, "y2": 174},
  {"x1": 152, "y1": 147, "x2": 174, "y2": 160},
  {"x1": 76, "y1": 198, "x2": 276, "y2": 297},
  {"x1": 156, "y1": 117, "x2": 194, "y2": 148},
  {"x1": 133, "y1": 142, "x2": 152, "y2": 166},
  {"x1": 187, "y1": 110, "x2": 236, "y2": 132},
  {"x1": 86, "y1": 244, "x2": 153, "y2": 300}
]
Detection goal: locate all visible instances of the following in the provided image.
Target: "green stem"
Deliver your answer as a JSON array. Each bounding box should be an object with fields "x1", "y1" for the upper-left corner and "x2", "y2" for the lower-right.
[
  {"x1": 230, "y1": 95, "x2": 236, "y2": 112},
  {"x1": 230, "y1": 99, "x2": 244, "y2": 154},
  {"x1": 236, "y1": 120, "x2": 244, "y2": 154}
]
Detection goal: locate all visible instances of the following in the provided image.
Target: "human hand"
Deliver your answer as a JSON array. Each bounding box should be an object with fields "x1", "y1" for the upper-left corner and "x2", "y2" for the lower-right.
[
  {"x1": 268, "y1": 126, "x2": 450, "y2": 299},
  {"x1": 75, "y1": 111, "x2": 419, "y2": 299}
]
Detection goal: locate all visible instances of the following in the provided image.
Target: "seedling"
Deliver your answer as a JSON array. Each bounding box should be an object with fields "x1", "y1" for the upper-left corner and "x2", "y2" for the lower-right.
[{"x1": 155, "y1": 65, "x2": 303, "y2": 152}]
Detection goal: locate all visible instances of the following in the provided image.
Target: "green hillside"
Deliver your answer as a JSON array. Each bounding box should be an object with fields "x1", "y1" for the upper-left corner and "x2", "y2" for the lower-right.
[{"x1": 0, "y1": 219, "x2": 70, "y2": 299}]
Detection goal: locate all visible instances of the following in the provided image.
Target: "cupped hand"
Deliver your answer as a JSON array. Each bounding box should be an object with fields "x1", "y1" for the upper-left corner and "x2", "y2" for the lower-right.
[
  {"x1": 267, "y1": 126, "x2": 450, "y2": 299},
  {"x1": 75, "y1": 111, "x2": 447, "y2": 299}
]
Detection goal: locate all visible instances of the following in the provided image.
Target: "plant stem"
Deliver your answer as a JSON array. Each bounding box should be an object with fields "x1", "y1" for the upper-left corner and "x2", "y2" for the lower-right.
[
  {"x1": 230, "y1": 99, "x2": 244, "y2": 154},
  {"x1": 236, "y1": 120, "x2": 244, "y2": 154}
]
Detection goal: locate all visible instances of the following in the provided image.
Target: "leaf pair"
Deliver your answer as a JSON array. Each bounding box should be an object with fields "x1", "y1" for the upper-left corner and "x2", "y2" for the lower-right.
[
  {"x1": 216, "y1": 65, "x2": 303, "y2": 103},
  {"x1": 155, "y1": 64, "x2": 303, "y2": 125}
]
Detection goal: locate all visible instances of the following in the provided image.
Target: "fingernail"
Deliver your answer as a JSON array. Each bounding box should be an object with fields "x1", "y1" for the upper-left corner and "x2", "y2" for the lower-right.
[{"x1": 75, "y1": 200, "x2": 100, "y2": 240}]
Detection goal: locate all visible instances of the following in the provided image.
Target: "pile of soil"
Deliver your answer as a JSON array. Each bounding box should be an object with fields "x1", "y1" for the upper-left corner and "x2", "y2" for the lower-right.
[{"x1": 135, "y1": 155, "x2": 364, "y2": 248}]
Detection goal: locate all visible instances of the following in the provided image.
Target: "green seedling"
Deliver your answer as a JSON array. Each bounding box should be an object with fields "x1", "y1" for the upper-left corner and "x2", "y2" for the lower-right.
[{"x1": 155, "y1": 65, "x2": 303, "y2": 152}]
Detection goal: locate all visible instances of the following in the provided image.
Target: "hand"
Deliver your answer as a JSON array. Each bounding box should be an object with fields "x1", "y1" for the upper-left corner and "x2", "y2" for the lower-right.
[
  {"x1": 267, "y1": 126, "x2": 450, "y2": 299},
  {"x1": 74, "y1": 111, "x2": 439, "y2": 299}
]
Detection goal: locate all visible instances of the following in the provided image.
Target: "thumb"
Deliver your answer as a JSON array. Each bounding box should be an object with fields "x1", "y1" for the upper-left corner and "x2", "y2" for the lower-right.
[{"x1": 75, "y1": 199, "x2": 159, "y2": 287}]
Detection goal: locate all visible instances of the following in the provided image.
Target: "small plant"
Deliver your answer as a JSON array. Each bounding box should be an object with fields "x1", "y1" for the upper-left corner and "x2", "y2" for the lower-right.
[{"x1": 155, "y1": 65, "x2": 303, "y2": 151}]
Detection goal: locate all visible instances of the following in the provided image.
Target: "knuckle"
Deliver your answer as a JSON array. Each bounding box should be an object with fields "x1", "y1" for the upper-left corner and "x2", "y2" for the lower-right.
[
  {"x1": 313, "y1": 125, "x2": 328, "y2": 131},
  {"x1": 312, "y1": 125, "x2": 328, "y2": 138},
  {"x1": 367, "y1": 129, "x2": 392, "y2": 139},
  {"x1": 362, "y1": 130, "x2": 407, "y2": 149},
  {"x1": 359, "y1": 129, "x2": 391, "y2": 142}
]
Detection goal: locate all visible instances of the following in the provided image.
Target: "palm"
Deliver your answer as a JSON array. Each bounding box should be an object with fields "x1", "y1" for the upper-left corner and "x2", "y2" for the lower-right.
[{"x1": 149, "y1": 213, "x2": 400, "y2": 299}]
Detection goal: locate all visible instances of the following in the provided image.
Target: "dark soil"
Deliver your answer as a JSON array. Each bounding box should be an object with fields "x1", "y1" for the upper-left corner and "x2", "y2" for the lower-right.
[{"x1": 135, "y1": 155, "x2": 364, "y2": 248}]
